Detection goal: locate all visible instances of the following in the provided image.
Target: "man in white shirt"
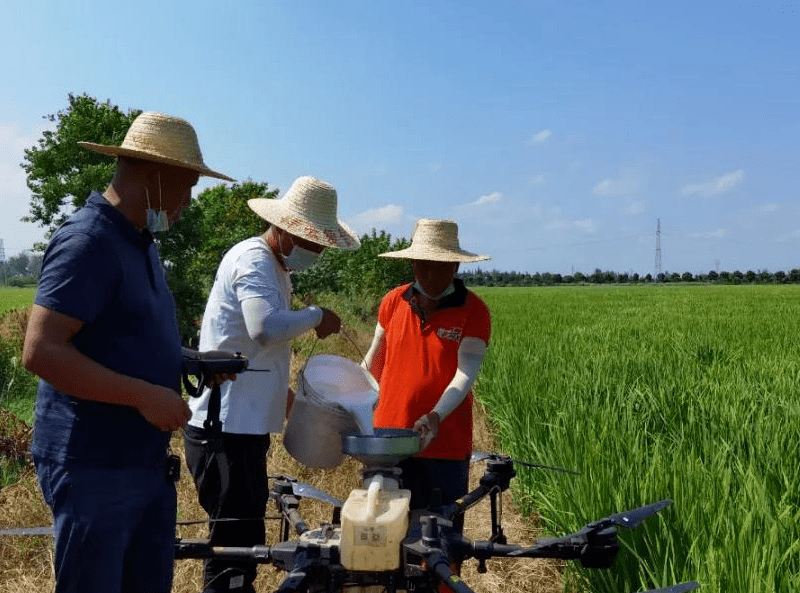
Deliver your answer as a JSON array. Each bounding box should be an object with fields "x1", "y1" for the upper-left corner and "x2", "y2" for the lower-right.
[{"x1": 184, "y1": 176, "x2": 360, "y2": 593}]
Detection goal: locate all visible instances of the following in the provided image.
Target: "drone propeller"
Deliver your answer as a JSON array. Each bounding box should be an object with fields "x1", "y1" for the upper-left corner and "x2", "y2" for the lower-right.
[
  {"x1": 637, "y1": 581, "x2": 700, "y2": 593},
  {"x1": 471, "y1": 450, "x2": 580, "y2": 475},
  {"x1": 268, "y1": 474, "x2": 344, "y2": 507},
  {"x1": 587, "y1": 499, "x2": 672, "y2": 531}
]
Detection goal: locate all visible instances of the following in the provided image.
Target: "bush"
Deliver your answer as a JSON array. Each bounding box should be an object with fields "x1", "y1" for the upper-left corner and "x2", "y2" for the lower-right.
[{"x1": 293, "y1": 229, "x2": 413, "y2": 306}]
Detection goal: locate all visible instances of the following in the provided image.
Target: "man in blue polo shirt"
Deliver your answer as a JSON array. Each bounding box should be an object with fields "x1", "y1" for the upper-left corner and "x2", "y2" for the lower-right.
[{"x1": 22, "y1": 111, "x2": 234, "y2": 593}]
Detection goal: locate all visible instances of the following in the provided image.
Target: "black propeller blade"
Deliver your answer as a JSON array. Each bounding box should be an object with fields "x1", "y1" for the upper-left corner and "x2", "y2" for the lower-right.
[
  {"x1": 291, "y1": 481, "x2": 344, "y2": 507},
  {"x1": 268, "y1": 474, "x2": 344, "y2": 507},
  {"x1": 589, "y1": 499, "x2": 672, "y2": 531},
  {"x1": 471, "y1": 450, "x2": 580, "y2": 475},
  {"x1": 637, "y1": 581, "x2": 700, "y2": 593}
]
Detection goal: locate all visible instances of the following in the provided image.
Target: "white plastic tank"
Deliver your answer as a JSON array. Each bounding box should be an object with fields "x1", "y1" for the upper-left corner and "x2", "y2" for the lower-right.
[{"x1": 339, "y1": 474, "x2": 411, "y2": 571}]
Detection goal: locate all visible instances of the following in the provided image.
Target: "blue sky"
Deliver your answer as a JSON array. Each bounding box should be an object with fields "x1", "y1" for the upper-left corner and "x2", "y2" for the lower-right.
[{"x1": 1, "y1": 1, "x2": 798, "y2": 276}]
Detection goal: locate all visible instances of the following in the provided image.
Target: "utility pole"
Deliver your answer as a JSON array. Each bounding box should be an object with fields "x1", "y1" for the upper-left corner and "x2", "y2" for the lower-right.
[
  {"x1": 0, "y1": 239, "x2": 6, "y2": 286},
  {"x1": 654, "y1": 219, "x2": 662, "y2": 281}
]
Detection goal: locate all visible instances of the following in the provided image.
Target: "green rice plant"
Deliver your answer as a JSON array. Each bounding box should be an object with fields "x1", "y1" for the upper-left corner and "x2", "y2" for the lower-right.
[
  {"x1": 0, "y1": 287, "x2": 35, "y2": 316},
  {"x1": 473, "y1": 285, "x2": 800, "y2": 593}
]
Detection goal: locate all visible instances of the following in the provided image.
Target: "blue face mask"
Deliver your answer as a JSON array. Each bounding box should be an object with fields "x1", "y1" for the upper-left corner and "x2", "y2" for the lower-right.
[
  {"x1": 413, "y1": 281, "x2": 455, "y2": 300},
  {"x1": 145, "y1": 173, "x2": 169, "y2": 233}
]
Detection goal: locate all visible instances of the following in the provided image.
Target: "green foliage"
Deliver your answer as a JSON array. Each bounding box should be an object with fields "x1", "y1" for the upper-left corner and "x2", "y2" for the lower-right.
[
  {"x1": 475, "y1": 285, "x2": 800, "y2": 592},
  {"x1": 0, "y1": 308, "x2": 38, "y2": 485},
  {"x1": 21, "y1": 93, "x2": 141, "y2": 241},
  {"x1": 158, "y1": 181, "x2": 276, "y2": 343},
  {"x1": 293, "y1": 229, "x2": 413, "y2": 315}
]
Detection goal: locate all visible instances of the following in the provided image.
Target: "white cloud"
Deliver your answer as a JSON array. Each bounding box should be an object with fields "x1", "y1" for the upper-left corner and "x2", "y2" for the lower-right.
[
  {"x1": 529, "y1": 129, "x2": 552, "y2": 144},
  {"x1": 0, "y1": 120, "x2": 49, "y2": 253},
  {"x1": 529, "y1": 174, "x2": 546, "y2": 186},
  {"x1": 347, "y1": 204, "x2": 404, "y2": 234},
  {"x1": 689, "y1": 229, "x2": 728, "y2": 239},
  {"x1": 681, "y1": 170, "x2": 745, "y2": 198},
  {"x1": 592, "y1": 172, "x2": 639, "y2": 197},
  {"x1": 471, "y1": 191, "x2": 501, "y2": 206},
  {"x1": 623, "y1": 201, "x2": 646, "y2": 215},
  {"x1": 546, "y1": 218, "x2": 599, "y2": 234},
  {"x1": 759, "y1": 203, "x2": 778, "y2": 213}
]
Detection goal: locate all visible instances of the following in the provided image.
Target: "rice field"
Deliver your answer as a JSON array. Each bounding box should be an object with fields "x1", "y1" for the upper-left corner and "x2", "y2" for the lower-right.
[
  {"x1": 0, "y1": 288, "x2": 35, "y2": 316},
  {"x1": 472, "y1": 284, "x2": 800, "y2": 593}
]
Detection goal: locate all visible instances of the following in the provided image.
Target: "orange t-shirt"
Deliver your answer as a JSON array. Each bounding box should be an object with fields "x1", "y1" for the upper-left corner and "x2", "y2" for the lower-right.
[{"x1": 372, "y1": 281, "x2": 491, "y2": 460}]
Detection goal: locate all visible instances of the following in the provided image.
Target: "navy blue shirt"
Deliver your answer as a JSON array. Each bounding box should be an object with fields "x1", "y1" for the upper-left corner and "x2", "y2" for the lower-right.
[{"x1": 31, "y1": 192, "x2": 183, "y2": 468}]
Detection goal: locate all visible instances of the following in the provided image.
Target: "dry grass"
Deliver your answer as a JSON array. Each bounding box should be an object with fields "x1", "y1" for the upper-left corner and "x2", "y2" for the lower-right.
[
  {"x1": 0, "y1": 351, "x2": 564, "y2": 593},
  {"x1": 0, "y1": 306, "x2": 30, "y2": 343}
]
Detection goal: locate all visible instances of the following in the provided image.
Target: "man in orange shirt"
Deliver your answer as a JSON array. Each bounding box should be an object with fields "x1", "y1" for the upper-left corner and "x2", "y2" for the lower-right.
[{"x1": 362, "y1": 218, "x2": 491, "y2": 533}]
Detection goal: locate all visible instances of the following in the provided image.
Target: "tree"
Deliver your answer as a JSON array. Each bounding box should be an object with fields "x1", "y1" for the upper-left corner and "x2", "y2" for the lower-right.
[
  {"x1": 21, "y1": 93, "x2": 141, "y2": 241},
  {"x1": 159, "y1": 181, "x2": 276, "y2": 343},
  {"x1": 293, "y1": 229, "x2": 413, "y2": 313}
]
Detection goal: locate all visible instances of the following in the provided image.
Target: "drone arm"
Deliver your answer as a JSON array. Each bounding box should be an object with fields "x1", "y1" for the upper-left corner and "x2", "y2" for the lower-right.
[
  {"x1": 173, "y1": 540, "x2": 274, "y2": 564},
  {"x1": 442, "y1": 484, "x2": 492, "y2": 521},
  {"x1": 467, "y1": 538, "x2": 585, "y2": 561},
  {"x1": 427, "y1": 550, "x2": 479, "y2": 593},
  {"x1": 272, "y1": 491, "x2": 310, "y2": 536},
  {"x1": 285, "y1": 507, "x2": 310, "y2": 536}
]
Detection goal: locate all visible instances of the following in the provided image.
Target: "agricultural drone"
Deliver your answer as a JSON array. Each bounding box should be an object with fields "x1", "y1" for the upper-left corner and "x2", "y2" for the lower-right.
[{"x1": 1, "y1": 349, "x2": 699, "y2": 593}]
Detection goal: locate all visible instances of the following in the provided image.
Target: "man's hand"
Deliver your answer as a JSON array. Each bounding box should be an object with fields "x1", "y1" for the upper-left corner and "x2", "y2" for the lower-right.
[
  {"x1": 315, "y1": 307, "x2": 342, "y2": 339},
  {"x1": 136, "y1": 386, "x2": 191, "y2": 432},
  {"x1": 207, "y1": 373, "x2": 238, "y2": 385},
  {"x1": 412, "y1": 412, "x2": 441, "y2": 451}
]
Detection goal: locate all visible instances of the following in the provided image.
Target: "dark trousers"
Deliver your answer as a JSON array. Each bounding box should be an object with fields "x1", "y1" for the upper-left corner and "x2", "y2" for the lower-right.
[
  {"x1": 184, "y1": 425, "x2": 270, "y2": 593},
  {"x1": 397, "y1": 457, "x2": 469, "y2": 534},
  {"x1": 34, "y1": 456, "x2": 176, "y2": 593}
]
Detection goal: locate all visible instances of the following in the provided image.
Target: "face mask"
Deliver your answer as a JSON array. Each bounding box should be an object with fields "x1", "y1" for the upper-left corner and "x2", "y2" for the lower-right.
[
  {"x1": 284, "y1": 245, "x2": 321, "y2": 271},
  {"x1": 281, "y1": 233, "x2": 322, "y2": 271},
  {"x1": 145, "y1": 173, "x2": 169, "y2": 233},
  {"x1": 413, "y1": 281, "x2": 455, "y2": 300}
]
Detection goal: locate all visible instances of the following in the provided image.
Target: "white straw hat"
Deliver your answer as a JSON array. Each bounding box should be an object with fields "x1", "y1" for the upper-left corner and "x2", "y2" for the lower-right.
[
  {"x1": 247, "y1": 176, "x2": 360, "y2": 250},
  {"x1": 379, "y1": 218, "x2": 490, "y2": 263},
  {"x1": 78, "y1": 111, "x2": 235, "y2": 182}
]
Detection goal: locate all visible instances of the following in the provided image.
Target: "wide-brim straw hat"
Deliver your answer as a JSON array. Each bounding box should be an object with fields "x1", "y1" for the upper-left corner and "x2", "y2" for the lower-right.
[
  {"x1": 78, "y1": 111, "x2": 235, "y2": 182},
  {"x1": 247, "y1": 176, "x2": 360, "y2": 250},
  {"x1": 379, "y1": 218, "x2": 490, "y2": 263}
]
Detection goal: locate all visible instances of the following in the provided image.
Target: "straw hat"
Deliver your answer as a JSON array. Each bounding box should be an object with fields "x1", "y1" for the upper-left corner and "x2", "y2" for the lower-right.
[
  {"x1": 78, "y1": 111, "x2": 234, "y2": 182},
  {"x1": 247, "y1": 176, "x2": 360, "y2": 250},
  {"x1": 379, "y1": 218, "x2": 490, "y2": 263}
]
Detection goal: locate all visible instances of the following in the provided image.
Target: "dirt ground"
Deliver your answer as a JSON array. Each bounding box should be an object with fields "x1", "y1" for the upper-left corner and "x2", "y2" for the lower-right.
[{"x1": 0, "y1": 384, "x2": 564, "y2": 593}]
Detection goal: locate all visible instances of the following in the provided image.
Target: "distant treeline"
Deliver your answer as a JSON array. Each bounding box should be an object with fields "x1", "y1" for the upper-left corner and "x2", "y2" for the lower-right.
[{"x1": 461, "y1": 267, "x2": 800, "y2": 286}]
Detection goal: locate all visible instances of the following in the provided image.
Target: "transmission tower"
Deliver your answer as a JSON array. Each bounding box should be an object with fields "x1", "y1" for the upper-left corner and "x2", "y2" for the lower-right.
[
  {"x1": 654, "y1": 219, "x2": 662, "y2": 280},
  {"x1": 0, "y1": 239, "x2": 5, "y2": 285}
]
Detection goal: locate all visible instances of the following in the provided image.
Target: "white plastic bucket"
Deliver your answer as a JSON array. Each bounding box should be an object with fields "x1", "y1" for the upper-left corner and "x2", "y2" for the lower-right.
[{"x1": 284, "y1": 355, "x2": 379, "y2": 468}]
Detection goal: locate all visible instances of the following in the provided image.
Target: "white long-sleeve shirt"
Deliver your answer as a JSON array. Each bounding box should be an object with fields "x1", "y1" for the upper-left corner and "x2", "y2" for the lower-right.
[{"x1": 188, "y1": 237, "x2": 321, "y2": 434}]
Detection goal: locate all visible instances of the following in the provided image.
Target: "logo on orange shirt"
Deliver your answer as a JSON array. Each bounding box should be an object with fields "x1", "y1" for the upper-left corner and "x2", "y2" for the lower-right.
[{"x1": 437, "y1": 327, "x2": 463, "y2": 342}]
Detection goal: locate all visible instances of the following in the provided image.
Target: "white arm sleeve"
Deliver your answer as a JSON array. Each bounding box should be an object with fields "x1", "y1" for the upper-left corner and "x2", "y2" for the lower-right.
[
  {"x1": 431, "y1": 337, "x2": 487, "y2": 421},
  {"x1": 361, "y1": 323, "x2": 386, "y2": 371},
  {"x1": 241, "y1": 297, "x2": 323, "y2": 349}
]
